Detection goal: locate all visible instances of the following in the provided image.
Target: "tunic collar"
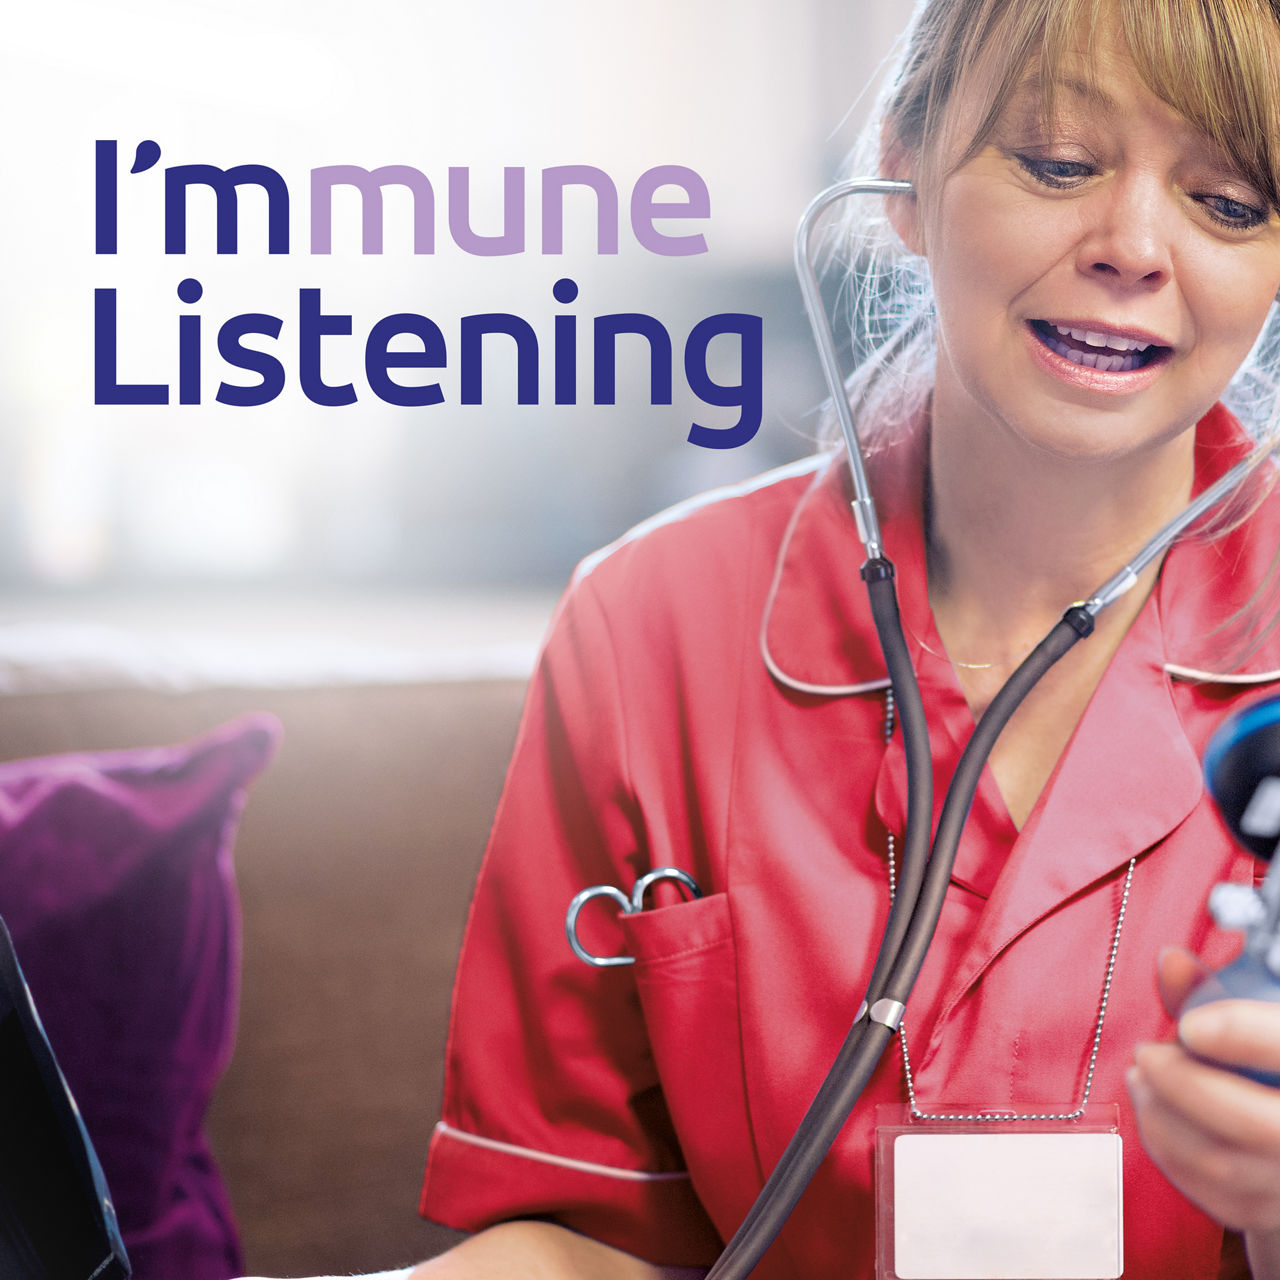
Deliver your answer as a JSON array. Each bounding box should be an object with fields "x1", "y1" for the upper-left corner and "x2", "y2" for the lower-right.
[{"x1": 760, "y1": 401, "x2": 1280, "y2": 694}]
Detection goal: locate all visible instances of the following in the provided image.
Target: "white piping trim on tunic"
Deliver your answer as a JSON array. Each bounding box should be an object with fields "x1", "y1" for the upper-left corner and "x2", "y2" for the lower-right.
[
  {"x1": 757, "y1": 465, "x2": 893, "y2": 698},
  {"x1": 1164, "y1": 663, "x2": 1280, "y2": 684},
  {"x1": 578, "y1": 454, "x2": 827, "y2": 585},
  {"x1": 434, "y1": 1122, "x2": 691, "y2": 1183}
]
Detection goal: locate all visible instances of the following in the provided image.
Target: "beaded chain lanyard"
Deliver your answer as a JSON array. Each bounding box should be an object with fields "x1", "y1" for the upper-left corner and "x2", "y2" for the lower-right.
[{"x1": 880, "y1": 687, "x2": 1137, "y2": 1122}]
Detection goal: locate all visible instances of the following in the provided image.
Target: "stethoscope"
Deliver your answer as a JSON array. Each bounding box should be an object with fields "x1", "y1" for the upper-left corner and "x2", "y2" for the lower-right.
[{"x1": 565, "y1": 177, "x2": 1277, "y2": 1279}]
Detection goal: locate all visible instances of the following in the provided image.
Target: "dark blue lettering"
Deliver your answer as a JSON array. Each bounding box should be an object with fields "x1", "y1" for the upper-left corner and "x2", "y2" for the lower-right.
[
  {"x1": 216, "y1": 314, "x2": 285, "y2": 406},
  {"x1": 298, "y1": 288, "x2": 356, "y2": 406},
  {"x1": 459, "y1": 314, "x2": 538, "y2": 404},
  {"x1": 552, "y1": 277, "x2": 578, "y2": 405},
  {"x1": 93, "y1": 289, "x2": 168, "y2": 404},
  {"x1": 685, "y1": 313, "x2": 763, "y2": 449},
  {"x1": 365, "y1": 314, "x2": 447, "y2": 407},
  {"x1": 165, "y1": 162, "x2": 290, "y2": 253},
  {"x1": 95, "y1": 140, "x2": 160, "y2": 254},
  {"x1": 177, "y1": 277, "x2": 203, "y2": 404},
  {"x1": 95, "y1": 141, "x2": 117, "y2": 254},
  {"x1": 593, "y1": 314, "x2": 673, "y2": 405}
]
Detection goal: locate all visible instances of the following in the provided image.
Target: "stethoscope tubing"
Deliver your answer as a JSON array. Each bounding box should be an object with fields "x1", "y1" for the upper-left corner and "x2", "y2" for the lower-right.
[
  {"x1": 855, "y1": 567, "x2": 935, "y2": 1012},
  {"x1": 791, "y1": 177, "x2": 914, "y2": 561},
  {"x1": 706, "y1": 567, "x2": 938, "y2": 1280},
  {"x1": 704, "y1": 177, "x2": 1277, "y2": 1280}
]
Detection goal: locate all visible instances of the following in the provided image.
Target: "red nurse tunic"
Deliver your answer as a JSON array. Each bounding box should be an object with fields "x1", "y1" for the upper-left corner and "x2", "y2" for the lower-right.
[{"x1": 421, "y1": 403, "x2": 1280, "y2": 1278}]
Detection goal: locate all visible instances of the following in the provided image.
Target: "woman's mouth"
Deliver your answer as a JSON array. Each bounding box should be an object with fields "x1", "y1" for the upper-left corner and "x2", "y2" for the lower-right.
[{"x1": 1029, "y1": 319, "x2": 1170, "y2": 373}]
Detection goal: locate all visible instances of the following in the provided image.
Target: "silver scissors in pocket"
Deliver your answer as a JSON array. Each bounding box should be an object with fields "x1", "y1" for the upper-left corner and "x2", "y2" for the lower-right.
[{"x1": 565, "y1": 867, "x2": 702, "y2": 966}]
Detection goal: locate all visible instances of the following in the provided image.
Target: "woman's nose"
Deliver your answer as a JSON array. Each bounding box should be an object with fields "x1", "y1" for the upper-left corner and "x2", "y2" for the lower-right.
[{"x1": 1075, "y1": 176, "x2": 1175, "y2": 291}]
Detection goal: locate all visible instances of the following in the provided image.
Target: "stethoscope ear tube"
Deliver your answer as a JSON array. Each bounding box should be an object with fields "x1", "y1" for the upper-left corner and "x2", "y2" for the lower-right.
[
  {"x1": 705, "y1": 561, "x2": 937, "y2": 1279},
  {"x1": 857, "y1": 562, "x2": 935, "y2": 1011},
  {"x1": 792, "y1": 177, "x2": 914, "y2": 562},
  {"x1": 884, "y1": 605, "x2": 1094, "y2": 1007}
]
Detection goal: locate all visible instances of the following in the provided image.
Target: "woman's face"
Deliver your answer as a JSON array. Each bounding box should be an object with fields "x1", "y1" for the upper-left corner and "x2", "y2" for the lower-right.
[{"x1": 901, "y1": 25, "x2": 1280, "y2": 467}]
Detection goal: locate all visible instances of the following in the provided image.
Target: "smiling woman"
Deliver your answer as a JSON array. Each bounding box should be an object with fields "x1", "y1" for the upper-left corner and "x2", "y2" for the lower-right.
[
  {"x1": 838, "y1": 0, "x2": 1280, "y2": 456},
  {"x1": 910, "y1": 31, "x2": 1280, "y2": 443}
]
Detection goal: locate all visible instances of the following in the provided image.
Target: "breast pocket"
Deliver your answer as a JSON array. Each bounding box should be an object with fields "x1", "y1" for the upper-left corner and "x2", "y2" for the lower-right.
[{"x1": 619, "y1": 893, "x2": 758, "y2": 1235}]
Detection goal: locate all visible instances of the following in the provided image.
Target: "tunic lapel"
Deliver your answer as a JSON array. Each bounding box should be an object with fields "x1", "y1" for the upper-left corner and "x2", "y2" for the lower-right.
[{"x1": 934, "y1": 593, "x2": 1203, "y2": 1023}]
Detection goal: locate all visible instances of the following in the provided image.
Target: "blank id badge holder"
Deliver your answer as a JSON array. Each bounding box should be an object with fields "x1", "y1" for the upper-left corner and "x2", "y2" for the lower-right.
[
  {"x1": 870, "y1": 820, "x2": 1136, "y2": 1277},
  {"x1": 874, "y1": 1103, "x2": 1123, "y2": 1280}
]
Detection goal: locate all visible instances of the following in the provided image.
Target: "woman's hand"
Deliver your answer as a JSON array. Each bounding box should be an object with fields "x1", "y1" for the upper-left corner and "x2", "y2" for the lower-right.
[{"x1": 1129, "y1": 949, "x2": 1280, "y2": 1276}]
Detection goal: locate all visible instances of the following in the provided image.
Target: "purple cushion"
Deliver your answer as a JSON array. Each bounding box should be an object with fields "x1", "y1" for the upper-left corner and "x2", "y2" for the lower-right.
[{"x1": 0, "y1": 714, "x2": 280, "y2": 1280}]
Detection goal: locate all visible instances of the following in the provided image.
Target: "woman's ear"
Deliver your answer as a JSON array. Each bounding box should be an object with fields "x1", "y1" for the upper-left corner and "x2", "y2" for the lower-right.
[{"x1": 881, "y1": 134, "x2": 926, "y2": 255}]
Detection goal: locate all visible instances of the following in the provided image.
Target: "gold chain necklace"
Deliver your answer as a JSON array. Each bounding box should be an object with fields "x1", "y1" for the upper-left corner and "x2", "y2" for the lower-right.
[{"x1": 908, "y1": 626, "x2": 1038, "y2": 671}]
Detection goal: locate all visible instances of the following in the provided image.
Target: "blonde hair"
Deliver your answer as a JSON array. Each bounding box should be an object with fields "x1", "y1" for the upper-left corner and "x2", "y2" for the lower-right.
[{"x1": 832, "y1": 0, "x2": 1280, "y2": 465}]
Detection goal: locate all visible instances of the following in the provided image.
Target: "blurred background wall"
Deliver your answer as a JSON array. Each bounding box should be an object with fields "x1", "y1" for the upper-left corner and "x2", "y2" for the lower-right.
[
  {"x1": 1, "y1": 0, "x2": 918, "y2": 598},
  {"x1": 0, "y1": 8, "x2": 926, "y2": 1267}
]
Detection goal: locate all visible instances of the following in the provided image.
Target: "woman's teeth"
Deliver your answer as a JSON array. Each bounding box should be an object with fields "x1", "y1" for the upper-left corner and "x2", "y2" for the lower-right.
[
  {"x1": 1050, "y1": 323, "x2": 1150, "y2": 352},
  {"x1": 1037, "y1": 321, "x2": 1155, "y2": 372}
]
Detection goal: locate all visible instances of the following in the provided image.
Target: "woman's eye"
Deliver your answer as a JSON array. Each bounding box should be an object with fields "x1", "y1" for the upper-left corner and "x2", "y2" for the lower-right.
[
  {"x1": 1196, "y1": 192, "x2": 1269, "y2": 231},
  {"x1": 1015, "y1": 154, "x2": 1093, "y2": 188}
]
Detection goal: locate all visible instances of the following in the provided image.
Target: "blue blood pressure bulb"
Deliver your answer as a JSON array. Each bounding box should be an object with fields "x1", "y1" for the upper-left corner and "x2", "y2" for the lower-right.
[
  {"x1": 1203, "y1": 694, "x2": 1280, "y2": 859},
  {"x1": 1183, "y1": 692, "x2": 1280, "y2": 1086}
]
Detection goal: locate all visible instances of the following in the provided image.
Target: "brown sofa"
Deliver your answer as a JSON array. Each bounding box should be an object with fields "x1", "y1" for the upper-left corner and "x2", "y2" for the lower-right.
[{"x1": 0, "y1": 598, "x2": 549, "y2": 1277}]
